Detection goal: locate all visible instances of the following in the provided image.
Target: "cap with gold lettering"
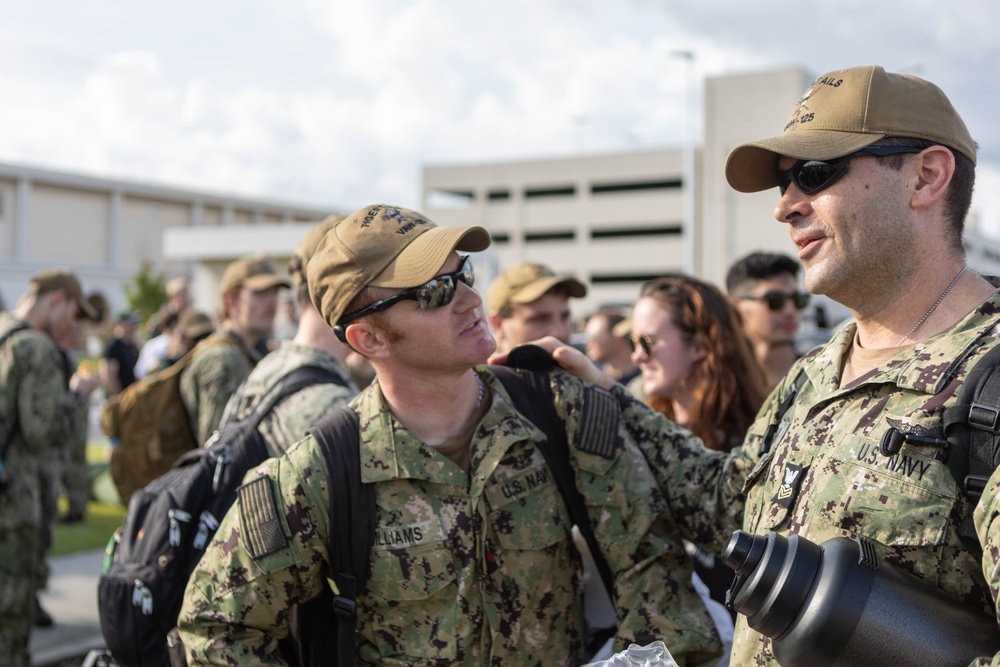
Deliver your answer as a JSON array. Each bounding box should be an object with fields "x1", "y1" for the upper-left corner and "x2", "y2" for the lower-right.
[
  {"x1": 726, "y1": 65, "x2": 976, "y2": 193},
  {"x1": 306, "y1": 204, "x2": 491, "y2": 327}
]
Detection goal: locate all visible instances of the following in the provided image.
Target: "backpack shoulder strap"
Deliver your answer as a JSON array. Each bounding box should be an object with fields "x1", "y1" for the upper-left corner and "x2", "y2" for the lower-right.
[
  {"x1": 491, "y1": 345, "x2": 616, "y2": 607},
  {"x1": 943, "y1": 342, "x2": 1000, "y2": 555},
  {"x1": 758, "y1": 368, "x2": 809, "y2": 457},
  {"x1": 310, "y1": 405, "x2": 370, "y2": 667}
]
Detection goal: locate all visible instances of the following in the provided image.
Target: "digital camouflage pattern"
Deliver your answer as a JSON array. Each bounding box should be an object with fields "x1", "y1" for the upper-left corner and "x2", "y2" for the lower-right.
[
  {"x1": 613, "y1": 289, "x2": 1000, "y2": 666},
  {"x1": 180, "y1": 328, "x2": 261, "y2": 445},
  {"x1": 178, "y1": 367, "x2": 722, "y2": 666},
  {"x1": 61, "y1": 409, "x2": 90, "y2": 517},
  {"x1": 0, "y1": 312, "x2": 86, "y2": 667},
  {"x1": 221, "y1": 341, "x2": 358, "y2": 456}
]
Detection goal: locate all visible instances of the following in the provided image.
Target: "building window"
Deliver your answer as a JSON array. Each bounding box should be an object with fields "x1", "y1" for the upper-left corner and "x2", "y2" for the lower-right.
[
  {"x1": 590, "y1": 225, "x2": 682, "y2": 239},
  {"x1": 590, "y1": 178, "x2": 682, "y2": 194},
  {"x1": 491, "y1": 232, "x2": 511, "y2": 243},
  {"x1": 487, "y1": 189, "x2": 510, "y2": 201},
  {"x1": 590, "y1": 272, "x2": 680, "y2": 284},
  {"x1": 524, "y1": 185, "x2": 576, "y2": 199},
  {"x1": 525, "y1": 230, "x2": 575, "y2": 242}
]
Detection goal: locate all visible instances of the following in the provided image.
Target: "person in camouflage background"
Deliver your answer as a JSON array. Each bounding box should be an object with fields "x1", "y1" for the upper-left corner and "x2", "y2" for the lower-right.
[
  {"x1": 0, "y1": 270, "x2": 100, "y2": 667},
  {"x1": 180, "y1": 255, "x2": 290, "y2": 445},
  {"x1": 177, "y1": 204, "x2": 722, "y2": 666},
  {"x1": 220, "y1": 215, "x2": 359, "y2": 456},
  {"x1": 525, "y1": 65, "x2": 1000, "y2": 666}
]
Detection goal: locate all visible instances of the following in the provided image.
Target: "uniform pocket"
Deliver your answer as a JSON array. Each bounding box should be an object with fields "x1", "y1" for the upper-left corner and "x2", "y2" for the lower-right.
[{"x1": 366, "y1": 543, "x2": 458, "y2": 659}]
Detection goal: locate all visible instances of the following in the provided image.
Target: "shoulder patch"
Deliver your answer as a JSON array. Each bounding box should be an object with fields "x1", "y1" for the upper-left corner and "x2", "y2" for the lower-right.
[
  {"x1": 237, "y1": 476, "x2": 289, "y2": 559},
  {"x1": 574, "y1": 386, "x2": 620, "y2": 459}
]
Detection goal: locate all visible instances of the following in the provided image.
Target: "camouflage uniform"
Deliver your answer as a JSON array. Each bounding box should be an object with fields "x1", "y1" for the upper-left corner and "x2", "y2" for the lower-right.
[
  {"x1": 613, "y1": 289, "x2": 1000, "y2": 666},
  {"x1": 221, "y1": 341, "x2": 358, "y2": 456},
  {"x1": 61, "y1": 408, "x2": 90, "y2": 518},
  {"x1": 178, "y1": 367, "x2": 722, "y2": 666},
  {"x1": 180, "y1": 328, "x2": 261, "y2": 445},
  {"x1": 0, "y1": 312, "x2": 85, "y2": 667}
]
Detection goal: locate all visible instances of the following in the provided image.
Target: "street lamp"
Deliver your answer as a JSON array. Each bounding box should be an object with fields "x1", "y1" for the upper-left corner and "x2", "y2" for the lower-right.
[{"x1": 671, "y1": 50, "x2": 696, "y2": 275}]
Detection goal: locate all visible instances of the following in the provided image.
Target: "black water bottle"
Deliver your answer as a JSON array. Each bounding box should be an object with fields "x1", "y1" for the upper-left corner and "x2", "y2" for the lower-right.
[{"x1": 722, "y1": 530, "x2": 1000, "y2": 667}]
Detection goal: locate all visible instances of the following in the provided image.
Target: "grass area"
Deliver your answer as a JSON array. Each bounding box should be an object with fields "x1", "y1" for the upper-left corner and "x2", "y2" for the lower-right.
[
  {"x1": 51, "y1": 499, "x2": 125, "y2": 557},
  {"x1": 50, "y1": 440, "x2": 126, "y2": 557}
]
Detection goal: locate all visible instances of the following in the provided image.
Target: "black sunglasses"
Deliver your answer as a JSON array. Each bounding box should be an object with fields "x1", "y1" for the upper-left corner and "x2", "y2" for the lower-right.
[
  {"x1": 628, "y1": 333, "x2": 658, "y2": 357},
  {"x1": 338, "y1": 255, "x2": 474, "y2": 329},
  {"x1": 739, "y1": 290, "x2": 811, "y2": 312},
  {"x1": 777, "y1": 145, "x2": 925, "y2": 195}
]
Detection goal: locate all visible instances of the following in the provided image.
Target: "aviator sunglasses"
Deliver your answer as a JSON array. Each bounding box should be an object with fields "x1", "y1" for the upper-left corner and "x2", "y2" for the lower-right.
[
  {"x1": 739, "y1": 290, "x2": 811, "y2": 312},
  {"x1": 777, "y1": 145, "x2": 925, "y2": 195},
  {"x1": 337, "y1": 255, "x2": 475, "y2": 330}
]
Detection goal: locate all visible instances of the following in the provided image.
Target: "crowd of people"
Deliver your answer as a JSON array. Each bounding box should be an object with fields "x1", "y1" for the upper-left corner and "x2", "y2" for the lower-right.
[{"x1": 3, "y1": 63, "x2": 1000, "y2": 667}]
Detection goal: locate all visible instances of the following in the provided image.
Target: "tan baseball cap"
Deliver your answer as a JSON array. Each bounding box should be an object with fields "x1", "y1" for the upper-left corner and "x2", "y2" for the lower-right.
[
  {"x1": 220, "y1": 256, "x2": 292, "y2": 295},
  {"x1": 290, "y1": 214, "x2": 347, "y2": 285},
  {"x1": 306, "y1": 204, "x2": 491, "y2": 327},
  {"x1": 178, "y1": 310, "x2": 214, "y2": 340},
  {"x1": 487, "y1": 261, "x2": 587, "y2": 314},
  {"x1": 29, "y1": 269, "x2": 98, "y2": 320},
  {"x1": 726, "y1": 65, "x2": 976, "y2": 193}
]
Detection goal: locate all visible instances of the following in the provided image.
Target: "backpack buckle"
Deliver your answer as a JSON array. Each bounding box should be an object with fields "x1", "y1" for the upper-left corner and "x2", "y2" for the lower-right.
[
  {"x1": 968, "y1": 401, "x2": 1000, "y2": 432},
  {"x1": 332, "y1": 594, "x2": 357, "y2": 620},
  {"x1": 965, "y1": 474, "x2": 989, "y2": 500}
]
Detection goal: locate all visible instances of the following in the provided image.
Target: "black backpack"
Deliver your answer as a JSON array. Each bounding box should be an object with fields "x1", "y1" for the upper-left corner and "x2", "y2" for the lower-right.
[
  {"x1": 287, "y1": 347, "x2": 617, "y2": 666},
  {"x1": 98, "y1": 364, "x2": 346, "y2": 667}
]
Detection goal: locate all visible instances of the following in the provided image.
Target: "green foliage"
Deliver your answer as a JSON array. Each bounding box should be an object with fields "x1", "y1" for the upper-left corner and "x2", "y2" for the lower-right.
[{"x1": 123, "y1": 260, "x2": 167, "y2": 327}]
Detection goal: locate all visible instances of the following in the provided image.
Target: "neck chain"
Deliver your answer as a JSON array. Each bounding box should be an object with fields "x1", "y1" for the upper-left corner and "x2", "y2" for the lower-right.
[{"x1": 897, "y1": 266, "x2": 967, "y2": 346}]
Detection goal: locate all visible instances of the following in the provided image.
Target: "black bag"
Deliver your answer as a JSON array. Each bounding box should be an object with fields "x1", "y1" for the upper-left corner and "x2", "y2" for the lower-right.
[{"x1": 98, "y1": 364, "x2": 344, "y2": 667}]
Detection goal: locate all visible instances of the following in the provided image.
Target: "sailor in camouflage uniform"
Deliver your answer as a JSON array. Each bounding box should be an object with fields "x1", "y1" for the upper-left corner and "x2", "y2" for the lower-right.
[
  {"x1": 532, "y1": 65, "x2": 1000, "y2": 666},
  {"x1": 180, "y1": 256, "x2": 291, "y2": 445},
  {"x1": 220, "y1": 215, "x2": 359, "y2": 456},
  {"x1": 178, "y1": 204, "x2": 722, "y2": 666},
  {"x1": 0, "y1": 270, "x2": 100, "y2": 667}
]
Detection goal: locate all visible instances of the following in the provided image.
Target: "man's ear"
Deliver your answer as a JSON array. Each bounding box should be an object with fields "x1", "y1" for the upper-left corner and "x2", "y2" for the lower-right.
[
  {"x1": 910, "y1": 145, "x2": 955, "y2": 211},
  {"x1": 345, "y1": 323, "x2": 389, "y2": 359},
  {"x1": 488, "y1": 310, "x2": 505, "y2": 343}
]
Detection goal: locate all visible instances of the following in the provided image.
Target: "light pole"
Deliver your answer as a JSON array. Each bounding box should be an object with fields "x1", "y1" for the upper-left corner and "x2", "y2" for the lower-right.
[{"x1": 671, "y1": 50, "x2": 696, "y2": 275}]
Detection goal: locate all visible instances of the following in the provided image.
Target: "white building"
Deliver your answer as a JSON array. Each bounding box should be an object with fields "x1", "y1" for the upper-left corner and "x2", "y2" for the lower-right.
[{"x1": 0, "y1": 162, "x2": 333, "y2": 313}]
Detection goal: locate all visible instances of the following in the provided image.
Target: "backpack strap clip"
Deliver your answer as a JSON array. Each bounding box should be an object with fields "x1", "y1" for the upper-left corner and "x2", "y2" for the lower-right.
[{"x1": 968, "y1": 401, "x2": 1000, "y2": 433}]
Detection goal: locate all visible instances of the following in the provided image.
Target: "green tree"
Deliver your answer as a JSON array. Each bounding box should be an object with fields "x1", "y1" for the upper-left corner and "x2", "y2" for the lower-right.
[{"x1": 123, "y1": 260, "x2": 167, "y2": 327}]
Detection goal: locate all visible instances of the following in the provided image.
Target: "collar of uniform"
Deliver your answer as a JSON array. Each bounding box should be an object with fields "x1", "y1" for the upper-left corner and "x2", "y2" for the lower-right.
[
  {"x1": 355, "y1": 369, "x2": 546, "y2": 486},
  {"x1": 805, "y1": 290, "x2": 1000, "y2": 398}
]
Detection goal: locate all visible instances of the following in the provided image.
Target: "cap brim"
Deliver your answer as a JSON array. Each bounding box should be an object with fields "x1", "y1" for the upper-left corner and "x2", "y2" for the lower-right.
[
  {"x1": 725, "y1": 130, "x2": 885, "y2": 193},
  {"x1": 243, "y1": 275, "x2": 293, "y2": 291},
  {"x1": 371, "y1": 226, "x2": 492, "y2": 288}
]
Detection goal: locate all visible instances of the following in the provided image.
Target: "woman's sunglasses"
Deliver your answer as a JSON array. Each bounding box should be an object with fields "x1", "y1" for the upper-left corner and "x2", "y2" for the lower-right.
[
  {"x1": 628, "y1": 334, "x2": 658, "y2": 357},
  {"x1": 739, "y1": 291, "x2": 811, "y2": 312},
  {"x1": 338, "y1": 255, "x2": 474, "y2": 328},
  {"x1": 778, "y1": 145, "x2": 924, "y2": 195}
]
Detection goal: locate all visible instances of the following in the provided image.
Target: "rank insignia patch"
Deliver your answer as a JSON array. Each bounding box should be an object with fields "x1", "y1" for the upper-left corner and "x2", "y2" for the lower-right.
[{"x1": 771, "y1": 462, "x2": 807, "y2": 509}]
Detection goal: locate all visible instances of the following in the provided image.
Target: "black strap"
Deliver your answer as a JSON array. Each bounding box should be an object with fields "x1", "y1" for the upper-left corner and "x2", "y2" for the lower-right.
[
  {"x1": 492, "y1": 345, "x2": 616, "y2": 608},
  {"x1": 943, "y1": 343, "x2": 1000, "y2": 556},
  {"x1": 0, "y1": 323, "x2": 32, "y2": 467},
  {"x1": 309, "y1": 406, "x2": 371, "y2": 667},
  {"x1": 758, "y1": 369, "x2": 809, "y2": 457}
]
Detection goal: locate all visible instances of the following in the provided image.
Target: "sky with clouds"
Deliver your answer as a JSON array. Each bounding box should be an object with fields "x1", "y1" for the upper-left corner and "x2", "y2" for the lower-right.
[{"x1": 3, "y1": 0, "x2": 1000, "y2": 234}]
